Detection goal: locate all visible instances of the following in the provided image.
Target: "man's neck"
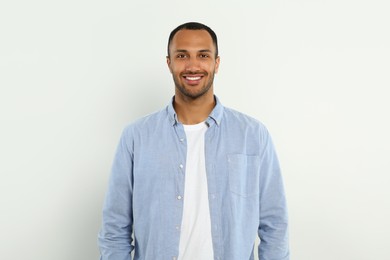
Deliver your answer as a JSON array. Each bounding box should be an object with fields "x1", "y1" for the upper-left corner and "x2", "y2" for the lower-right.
[{"x1": 173, "y1": 92, "x2": 215, "y2": 125}]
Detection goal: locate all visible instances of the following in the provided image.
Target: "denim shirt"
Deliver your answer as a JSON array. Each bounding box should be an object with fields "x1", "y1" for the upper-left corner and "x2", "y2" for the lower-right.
[{"x1": 98, "y1": 97, "x2": 289, "y2": 260}]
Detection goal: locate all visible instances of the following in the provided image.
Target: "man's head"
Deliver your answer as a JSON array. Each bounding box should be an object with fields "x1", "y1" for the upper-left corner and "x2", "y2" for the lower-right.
[
  {"x1": 167, "y1": 22, "x2": 220, "y2": 100},
  {"x1": 167, "y1": 22, "x2": 219, "y2": 59}
]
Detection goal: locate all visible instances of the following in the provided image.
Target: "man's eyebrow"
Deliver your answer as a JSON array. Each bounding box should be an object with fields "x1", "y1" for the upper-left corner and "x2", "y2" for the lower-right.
[{"x1": 173, "y1": 49, "x2": 212, "y2": 53}]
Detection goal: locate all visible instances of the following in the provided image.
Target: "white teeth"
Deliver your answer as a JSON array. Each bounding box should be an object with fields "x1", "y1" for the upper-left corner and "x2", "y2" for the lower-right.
[{"x1": 186, "y1": 76, "x2": 201, "y2": 81}]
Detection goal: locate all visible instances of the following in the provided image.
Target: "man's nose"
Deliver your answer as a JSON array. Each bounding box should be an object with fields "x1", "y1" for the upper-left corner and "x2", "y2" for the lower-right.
[{"x1": 185, "y1": 56, "x2": 201, "y2": 72}]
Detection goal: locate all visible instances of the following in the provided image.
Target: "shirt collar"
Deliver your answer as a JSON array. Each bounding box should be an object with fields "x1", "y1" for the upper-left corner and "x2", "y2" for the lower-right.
[{"x1": 167, "y1": 95, "x2": 224, "y2": 127}]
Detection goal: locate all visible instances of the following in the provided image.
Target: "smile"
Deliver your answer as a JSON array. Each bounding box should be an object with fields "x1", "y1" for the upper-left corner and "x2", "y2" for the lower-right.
[
  {"x1": 182, "y1": 74, "x2": 204, "y2": 85},
  {"x1": 185, "y1": 76, "x2": 202, "y2": 81}
]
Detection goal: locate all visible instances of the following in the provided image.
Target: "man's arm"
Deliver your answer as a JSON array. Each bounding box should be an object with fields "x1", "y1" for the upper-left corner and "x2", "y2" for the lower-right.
[
  {"x1": 98, "y1": 127, "x2": 134, "y2": 260},
  {"x1": 258, "y1": 131, "x2": 289, "y2": 260}
]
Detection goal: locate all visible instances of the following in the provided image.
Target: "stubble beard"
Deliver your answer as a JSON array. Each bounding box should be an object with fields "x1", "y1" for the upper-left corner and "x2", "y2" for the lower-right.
[{"x1": 173, "y1": 71, "x2": 215, "y2": 100}]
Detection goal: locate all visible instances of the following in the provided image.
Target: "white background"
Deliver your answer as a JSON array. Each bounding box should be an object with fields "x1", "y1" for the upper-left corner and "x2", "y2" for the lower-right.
[{"x1": 1, "y1": 0, "x2": 389, "y2": 259}]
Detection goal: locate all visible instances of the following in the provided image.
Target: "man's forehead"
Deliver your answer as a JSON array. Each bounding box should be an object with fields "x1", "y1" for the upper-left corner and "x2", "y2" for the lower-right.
[{"x1": 171, "y1": 29, "x2": 214, "y2": 49}]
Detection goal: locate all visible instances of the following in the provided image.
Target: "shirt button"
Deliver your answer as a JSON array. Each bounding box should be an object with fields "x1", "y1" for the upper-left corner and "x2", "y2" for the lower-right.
[
  {"x1": 172, "y1": 257, "x2": 177, "y2": 260},
  {"x1": 179, "y1": 164, "x2": 183, "y2": 169},
  {"x1": 177, "y1": 195, "x2": 182, "y2": 200},
  {"x1": 175, "y1": 225, "x2": 180, "y2": 230},
  {"x1": 180, "y1": 138, "x2": 184, "y2": 142}
]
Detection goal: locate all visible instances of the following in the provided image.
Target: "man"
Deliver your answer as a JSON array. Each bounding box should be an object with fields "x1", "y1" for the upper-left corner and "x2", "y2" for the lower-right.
[{"x1": 98, "y1": 22, "x2": 289, "y2": 260}]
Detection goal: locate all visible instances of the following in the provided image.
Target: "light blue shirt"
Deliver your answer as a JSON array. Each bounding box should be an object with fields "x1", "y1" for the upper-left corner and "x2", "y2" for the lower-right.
[{"x1": 98, "y1": 96, "x2": 289, "y2": 260}]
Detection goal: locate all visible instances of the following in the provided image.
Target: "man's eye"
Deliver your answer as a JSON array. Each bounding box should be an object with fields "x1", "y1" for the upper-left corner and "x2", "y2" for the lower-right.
[
  {"x1": 200, "y1": 54, "x2": 209, "y2": 58},
  {"x1": 177, "y1": 54, "x2": 186, "y2": 58}
]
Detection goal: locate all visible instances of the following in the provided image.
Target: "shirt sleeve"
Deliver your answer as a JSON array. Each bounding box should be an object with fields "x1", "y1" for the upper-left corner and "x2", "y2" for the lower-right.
[
  {"x1": 258, "y1": 129, "x2": 290, "y2": 260},
  {"x1": 98, "y1": 126, "x2": 135, "y2": 260}
]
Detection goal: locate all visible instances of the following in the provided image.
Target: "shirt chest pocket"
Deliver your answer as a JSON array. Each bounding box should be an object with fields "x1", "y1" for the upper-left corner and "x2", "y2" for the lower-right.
[{"x1": 227, "y1": 154, "x2": 261, "y2": 197}]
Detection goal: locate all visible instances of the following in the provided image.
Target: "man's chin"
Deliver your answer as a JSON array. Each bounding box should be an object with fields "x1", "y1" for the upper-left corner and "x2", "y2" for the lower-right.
[
  {"x1": 175, "y1": 81, "x2": 213, "y2": 100},
  {"x1": 180, "y1": 89, "x2": 208, "y2": 99}
]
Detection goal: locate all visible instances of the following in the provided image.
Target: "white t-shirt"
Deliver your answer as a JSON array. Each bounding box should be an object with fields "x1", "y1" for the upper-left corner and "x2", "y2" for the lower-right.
[{"x1": 178, "y1": 122, "x2": 214, "y2": 260}]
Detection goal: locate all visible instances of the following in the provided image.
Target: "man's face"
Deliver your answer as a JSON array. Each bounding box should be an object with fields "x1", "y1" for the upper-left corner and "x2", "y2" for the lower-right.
[{"x1": 167, "y1": 29, "x2": 220, "y2": 100}]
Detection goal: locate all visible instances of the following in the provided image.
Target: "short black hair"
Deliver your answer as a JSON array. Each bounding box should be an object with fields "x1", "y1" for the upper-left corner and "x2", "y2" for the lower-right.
[{"x1": 167, "y1": 22, "x2": 219, "y2": 58}]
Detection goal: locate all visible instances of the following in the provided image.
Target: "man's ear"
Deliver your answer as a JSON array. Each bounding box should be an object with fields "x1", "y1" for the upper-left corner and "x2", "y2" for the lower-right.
[
  {"x1": 166, "y1": 56, "x2": 172, "y2": 73},
  {"x1": 215, "y1": 56, "x2": 220, "y2": 74}
]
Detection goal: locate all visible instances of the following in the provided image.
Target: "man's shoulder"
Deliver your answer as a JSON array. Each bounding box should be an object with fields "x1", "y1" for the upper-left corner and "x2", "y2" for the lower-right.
[
  {"x1": 223, "y1": 106, "x2": 267, "y2": 130},
  {"x1": 222, "y1": 106, "x2": 273, "y2": 147},
  {"x1": 122, "y1": 107, "x2": 168, "y2": 133}
]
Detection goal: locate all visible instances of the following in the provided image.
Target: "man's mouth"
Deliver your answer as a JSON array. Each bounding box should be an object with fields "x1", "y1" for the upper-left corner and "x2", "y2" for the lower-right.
[
  {"x1": 185, "y1": 76, "x2": 202, "y2": 81},
  {"x1": 182, "y1": 74, "x2": 204, "y2": 85}
]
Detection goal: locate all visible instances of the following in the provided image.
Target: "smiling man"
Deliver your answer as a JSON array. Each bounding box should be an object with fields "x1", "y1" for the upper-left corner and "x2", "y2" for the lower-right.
[
  {"x1": 98, "y1": 22, "x2": 289, "y2": 260},
  {"x1": 168, "y1": 29, "x2": 219, "y2": 100}
]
